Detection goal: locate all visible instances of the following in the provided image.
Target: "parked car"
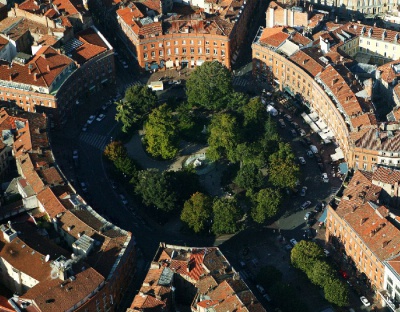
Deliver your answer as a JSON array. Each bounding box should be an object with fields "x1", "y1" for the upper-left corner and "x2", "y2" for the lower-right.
[
  {"x1": 263, "y1": 293, "x2": 272, "y2": 302},
  {"x1": 306, "y1": 150, "x2": 314, "y2": 158},
  {"x1": 96, "y1": 114, "x2": 106, "y2": 122},
  {"x1": 300, "y1": 186, "x2": 307, "y2": 197},
  {"x1": 303, "y1": 228, "x2": 313, "y2": 239},
  {"x1": 290, "y1": 121, "x2": 299, "y2": 129},
  {"x1": 315, "y1": 154, "x2": 322, "y2": 162},
  {"x1": 324, "y1": 249, "x2": 330, "y2": 257},
  {"x1": 72, "y1": 149, "x2": 79, "y2": 160},
  {"x1": 284, "y1": 114, "x2": 292, "y2": 121},
  {"x1": 305, "y1": 137, "x2": 312, "y2": 145},
  {"x1": 290, "y1": 129, "x2": 297, "y2": 137},
  {"x1": 173, "y1": 79, "x2": 182, "y2": 85},
  {"x1": 306, "y1": 218, "x2": 315, "y2": 227},
  {"x1": 87, "y1": 115, "x2": 96, "y2": 124},
  {"x1": 304, "y1": 211, "x2": 313, "y2": 220},
  {"x1": 82, "y1": 124, "x2": 88, "y2": 132},
  {"x1": 300, "y1": 201, "x2": 312, "y2": 210},
  {"x1": 360, "y1": 296, "x2": 371, "y2": 307},
  {"x1": 278, "y1": 119, "x2": 286, "y2": 128},
  {"x1": 290, "y1": 238, "x2": 298, "y2": 246},
  {"x1": 80, "y1": 182, "x2": 88, "y2": 193},
  {"x1": 298, "y1": 157, "x2": 306, "y2": 165},
  {"x1": 339, "y1": 269, "x2": 349, "y2": 279},
  {"x1": 256, "y1": 284, "x2": 266, "y2": 295},
  {"x1": 299, "y1": 128, "x2": 306, "y2": 137},
  {"x1": 119, "y1": 194, "x2": 128, "y2": 205},
  {"x1": 322, "y1": 173, "x2": 329, "y2": 183},
  {"x1": 318, "y1": 163, "x2": 325, "y2": 172},
  {"x1": 300, "y1": 139, "x2": 308, "y2": 148},
  {"x1": 314, "y1": 202, "x2": 324, "y2": 213}
]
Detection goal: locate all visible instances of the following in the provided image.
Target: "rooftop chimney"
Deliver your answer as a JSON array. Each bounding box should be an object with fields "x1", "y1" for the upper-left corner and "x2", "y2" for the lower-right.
[
  {"x1": 47, "y1": 64, "x2": 50, "y2": 72},
  {"x1": 33, "y1": 73, "x2": 37, "y2": 81}
]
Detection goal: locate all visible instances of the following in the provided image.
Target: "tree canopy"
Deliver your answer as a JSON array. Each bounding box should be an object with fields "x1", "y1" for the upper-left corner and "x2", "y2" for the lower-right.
[
  {"x1": 144, "y1": 104, "x2": 179, "y2": 160},
  {"x1": 181, "y1": 192, "x2": 212, "y2": 233},
  {"x1": 212, "y1": 198, "x2": 241, "y2": 235},
  {"x1": 324, "y1": 279, "x2": 349, "y2": 307},
  {"x1": 186, "y1": 61, "x2": 233, "y2": 110},
  {"x1": 104, "y1": 141, "x2": 127, "y2": 162},
  {"x1": 240, "y1": 97, "x2": 267, "y2": 141},
  {"x1": 252, "y1": 188, "x2": 282, "y2": 223},
  {"x1": 207, "y1": 113, "x2": 239, "y2": 161},
  {"x1": 291, "y1": 241, "x2": 325, "y2": 274},
  {"x1": 115, "y1": 85, "x2": 158, "y2": 132},
  {"x1": 234, "y1": 163, "x2": 264, "y2": 192},
  {"x1": 268, "y1": 142, "x2": 299, "y2": 189},
  {"x1": 134, "y1": 169, "x2": 176, "y2": 211}
]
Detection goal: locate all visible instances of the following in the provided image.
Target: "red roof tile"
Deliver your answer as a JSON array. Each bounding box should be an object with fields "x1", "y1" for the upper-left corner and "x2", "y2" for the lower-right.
[
  {"x1": 37, "y1": 187, "x2": 67, "y2": 218},
  {"x1": 372, "y1": 167, "x2": 400, "y2": 185}
]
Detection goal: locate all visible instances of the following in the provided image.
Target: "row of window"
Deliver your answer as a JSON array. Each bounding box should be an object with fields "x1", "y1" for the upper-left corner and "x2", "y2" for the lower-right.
[
  {"x1": 144, "y1": 48, "x2": 225, "y2": 59},
  {"x1": 143, "y1": 40, "x2": 225, "y2": 50}
]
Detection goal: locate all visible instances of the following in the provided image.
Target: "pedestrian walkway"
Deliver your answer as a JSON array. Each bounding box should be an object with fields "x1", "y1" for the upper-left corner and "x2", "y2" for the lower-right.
[
  {"x1": 232, "y1": 76, "x2": 249, "y2": 87},
  {"x1": 79, "y1": 132, "x2": 109, "y2": 151},
  {"x1": 330, "y1": 186, "x2": 340, "y2": 194}
]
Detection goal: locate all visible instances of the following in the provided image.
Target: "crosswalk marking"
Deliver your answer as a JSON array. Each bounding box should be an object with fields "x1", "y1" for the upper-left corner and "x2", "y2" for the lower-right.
[
  {"x1": 79, "y1": 132, "x2": 109, "y2": 151},
  {"x1": 331, "y1": 187, "x2": 340, "y2": 194}
]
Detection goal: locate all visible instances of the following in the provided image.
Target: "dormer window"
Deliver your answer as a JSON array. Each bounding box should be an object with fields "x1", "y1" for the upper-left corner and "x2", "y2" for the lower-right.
[
  {"x1": 361, "y1": 26, "x2": 366, "y2": 35},
  {"x1": 382, "y1": 30, "x2": 387, "y2": 40},
  {"x1": 395, "y1": 33, "x2": 399, "y2": 42},
  {"x1": 368, "y1": 28, "x2": 373, "y2": 37}
]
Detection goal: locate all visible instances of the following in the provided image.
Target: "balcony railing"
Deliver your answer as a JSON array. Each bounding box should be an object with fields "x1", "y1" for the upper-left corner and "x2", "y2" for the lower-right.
[{"x1": 378, "y1": 289, "x2": 400, "y2": 312}]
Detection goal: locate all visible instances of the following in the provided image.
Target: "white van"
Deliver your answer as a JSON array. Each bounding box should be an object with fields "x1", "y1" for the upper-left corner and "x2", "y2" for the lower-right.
[
  {"x1": 266, "y1": 105, "x2": 278, "y2": 117},
  {"x1": 148, "y1": 81, "x2": 164, "y2": 91}
]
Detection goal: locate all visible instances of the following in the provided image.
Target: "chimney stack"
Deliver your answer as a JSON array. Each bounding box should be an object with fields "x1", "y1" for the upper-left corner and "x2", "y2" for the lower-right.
[
  {"x1": 33, "y1": 73, "x2": 37, "y2": 81},
  {"x1": 47, "y1": 64, "x2": 50, "y2": 72}
]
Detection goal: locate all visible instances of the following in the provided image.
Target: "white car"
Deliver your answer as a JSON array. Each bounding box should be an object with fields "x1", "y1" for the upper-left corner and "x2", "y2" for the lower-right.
[
  {"x1": 322, "y1": 173, "x2": 329, "y2": 183},
  {"x1": 82, "y1": 123, "x2": 88, "y2": 132},
  {"x1": 360, "y1": 296, "x2": 370, "y2": 307},
  {"x1": 299, "y1": 129, "x2": 306, "y2": 137},
  {"x1": 96, "y1": 114, "x2": 106, "y2": 122},
  {"x1": 304, "y1": 211, "x2": 313, "y2": 220},
  {"x1": 87, "y1": 115, "x2": 96, "y2": 124},
  {"x1": 299, "y1": 157, "x2": 306, "y2": 165},
  {"x1": 290, "y1": 238, "x2": 298, "y2": 246},
  {"x1": 119, "y1": 194, "x2": 128, "y2": 205},
  {"x1": 72, "y1": 150, "x2": 79, "y2": 160}
]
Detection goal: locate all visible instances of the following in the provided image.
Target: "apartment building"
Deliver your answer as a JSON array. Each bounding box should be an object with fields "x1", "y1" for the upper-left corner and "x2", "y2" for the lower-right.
[
  {"x1": 128, "y1": 243, "x2": 266, "y2": 312},
  {"x1": 265, "y1": 1, "x2": 325, "y2": 33},
  {"x1": 325, "y1": 170, "x2": 400, "y2": 291},
  {"x1": 116, "y1": 0, "x2": 259, "y2": 70},
  {"x1": 0, "y1": 107, "x2": 136, "y2": 311},
  {"x1": 0, "y1": 26, "x2": 115, "y2": 126}
]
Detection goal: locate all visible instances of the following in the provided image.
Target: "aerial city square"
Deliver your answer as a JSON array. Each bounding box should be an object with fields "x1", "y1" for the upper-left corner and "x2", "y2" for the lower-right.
[{"x1": 1, "y1": 0, "x2": 400, "y2": 309}]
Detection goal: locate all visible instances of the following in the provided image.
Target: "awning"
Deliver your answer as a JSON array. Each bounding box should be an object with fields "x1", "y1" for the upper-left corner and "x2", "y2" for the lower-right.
[
  {"x1": 309, "y1": 123, "x2": 320, "y2": 133},
  {"x1": 301, "y1": 112, "x2": 313, "y2": 124},
  {"x1": 274, "y1": 79, "x2": 280, "y2": 85},
  {"x1": 196, "y1": 60, "x2": 204, "y2": 66},
  {"x1": 316, "y1": 119, "x2": 328, "y2": 130},
  {"x1": 166, "y1": 60, "x2": 174, "y2": 68},
  {"x1": 150, "y1": 63, "x2": 159, "y2": 70},
  {"x1": 160, "y1": 60, "x2": 164, "y2": 68},
  {"x1": 101, "y1": 78, "x2": 108, "y2": 83},
  {"x1": 331, "y1": 147, "x2": 345, "y2": 161},
  {"x1": 339, "y1": 163, "x2": 348, "y2": 174},
  {"x1": 191, "y1": 60, "x2": 195, "y2": 66},
  {"x1": 318, "y1": 208, "x2": 327, "y2": 223},
  {"x1": 175, "y1": 60, "x2": 180, "y2": 67},
  {"x1": 309, "y1": 112, "x2": 319, "y2": 121},
  {"x1": 145, "y1": 63, "x2": 149, "y2": 71},
  {"x1": 284, "y1": 86, "x2": 294, "y2": 97}
]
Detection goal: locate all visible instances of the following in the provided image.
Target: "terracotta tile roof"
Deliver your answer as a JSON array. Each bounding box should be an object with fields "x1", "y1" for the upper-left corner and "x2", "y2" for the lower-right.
[
  {"x1": 289, "y1": 49, "x2": 324, "y2": 77},
  {"x1": 394, "y1": 86, "x2": 400, "y2": 109},
  {"x1": 72, "y1": 28, "x2": 108, "y2": 64},
  {"x1": 333, "y1": 172, "x2": 400, "y2": 261},
  {"x1": 0, "y1": 36, "x2": 8, "y2": 52},
  {"x1": 44, "y1": 8, "x2": 58, "y2": 18},
  {"x1": 0, "y1": 295, "x2": 14, "y2": 312},
  {"x1": 37, "y1": 187, "x2": 67, "y2": 218},
  {"x1": 130, "y1": 293, "x2": 167, "y2": 311},
  {"x1": 339, "y1": 22, "x2": 400, "y2": 45},
  {"x1": 377, "y1": 59, "x2": 400, "y2": 84},
  {"x1": 354, "y1": 127, "x2": 400, "y2": 151},
  {"x1": 350, "y1": 113, "x2": 377, "y2": 129},
  {"x1": 308, "y1": 13, "x2": 324, "y2": 28},
  {"x1": 196, "y1": 275, "x2": 218, "y2": 294},
  {"x1": 141, "y1": 0, "x2": 161, "y2": 13},
  {"x1": 36, "y1": 34, "x2": 61, "y2": 46},
  {"x1": 318, "y1": 65, "x2": 364, "y2": 117},
  {"x1": 40, "y1": 167, "x2": 64, "y2": 186},
  {"x1": 21, "y1": 268, "x2": 104, "y2": 312},
  {"x1": 260, "y1": 30, "x2": 289, "y2": 47},
  {"x1": 386, "y1": 255, "x2": 400, "y2": 277},
  {"x1": 290, "y1": 32, "x2": 311, "y2": 46},
  {"x1": 60, "y1": 16, "x2": 73, "y2": 27},
  {"x1": 52, "y1": 0, "x2": 79, "y2": 16},
  {"x1": 18, "y1": 154, "x2": 45, "y2": 194},
  {"x1": 372, "y1": 167, "x2": 400, "y2": 185},
  {"x1": 18, "y1": 0, "x2": 40, "y2": 13}
]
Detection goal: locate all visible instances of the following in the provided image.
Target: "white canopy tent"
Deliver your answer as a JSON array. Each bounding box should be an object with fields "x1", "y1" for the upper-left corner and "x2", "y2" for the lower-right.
[
  {"x1": 301, "y1": 112, "x2": 313, "y2": 124},
  {"x1": 331, "y1": 148, "x2": 345, "y2": 161},
  {"x1": 309, "y1": 112, "x2": 319, "y2": 121}
]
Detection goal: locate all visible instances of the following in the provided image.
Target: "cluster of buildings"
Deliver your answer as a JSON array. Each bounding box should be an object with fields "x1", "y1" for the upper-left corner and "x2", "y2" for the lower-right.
[
  {"x1": 128, "y1": 243, "x2": 266, "y2": 312},
  {"x1": 0, "y1": 107, "x2": 135, "y2": 311},
  {"x1": 0, "y1": 0, "x2": 115, "y2": 126}
]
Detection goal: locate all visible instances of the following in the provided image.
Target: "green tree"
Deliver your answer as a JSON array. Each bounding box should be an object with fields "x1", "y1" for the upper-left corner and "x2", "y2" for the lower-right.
[
  {"x1": 104, "y1": 141, "x2": 127, "y2": 162},
  {"x1": 166, "y1": 168, "x2": 202, "y2": 204},
  {"x1": 114, "y1": 156, "x2": 137, "y2": 179},
  {"x1": 212, "y1": 198, "x2": 241, "y2": 235},
  {"x1": 207, "y1": 113, "x2": 239, "y2": 161},
  {"x1": 115, "y1": 85, "x2": 158, "y2": 132},
  {"x1": 241, "y1": 97, "x2": 266, "y2": 141},
  {"x1": 227, "y1": 91, "x2": 249, "y2": 111},
  {"x1": 181, "y1": 192, "x2": 212, "y2": 233},
  {"x1": 134, "y1": 169, "x2": 176, "y2": 211},
  {"x1": 290, "y1": 241, "x2": 324, "y2": 275},
  {"x1": 324, "y1": 279, "x2": 349, "y2": 307},
  {"x1": 144, "y1": 104, "x2": 179, "y2": 160},
  {"x1": 231, "y1": 142, "x2": 266, "y2": 168},
  {"x1": 309, "y1": 260, "x2": 336, "y2": 287},
  {"x1": 186, "y1": 61, "x2": 232, "y2": 110},
  {"x1": 234, "y1": 163, "x2": 264, "y2": 192},
  {"x1": 268, "y1": 142, "x2": 299, "y2": 189},
  {"x1": 252, "y1": 188, "x2": 282, "y2": 223}
]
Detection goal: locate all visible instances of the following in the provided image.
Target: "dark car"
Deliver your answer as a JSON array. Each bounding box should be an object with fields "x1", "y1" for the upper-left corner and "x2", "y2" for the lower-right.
[
  {"x1": 315, "y1": 154, "x2": 322, "y2": 162},
  {"x1": 306, "y1": 218, "x2": 315, "y2": 227},
  {"x1": 318, "y1": 162, "x2": 325, "y2": 172},
  {"x1": 303, "y1": 228, "x2": 313, "y2": 239},
  {"x1": 300, "y1": 139, "x2": 308, "y2": 148},
  {"x1": 314, "y1": 202, "x2": 325, "y2": 213},
  {"x1": 305, "y1": 137, "x2": 312, "y2": 145}
]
